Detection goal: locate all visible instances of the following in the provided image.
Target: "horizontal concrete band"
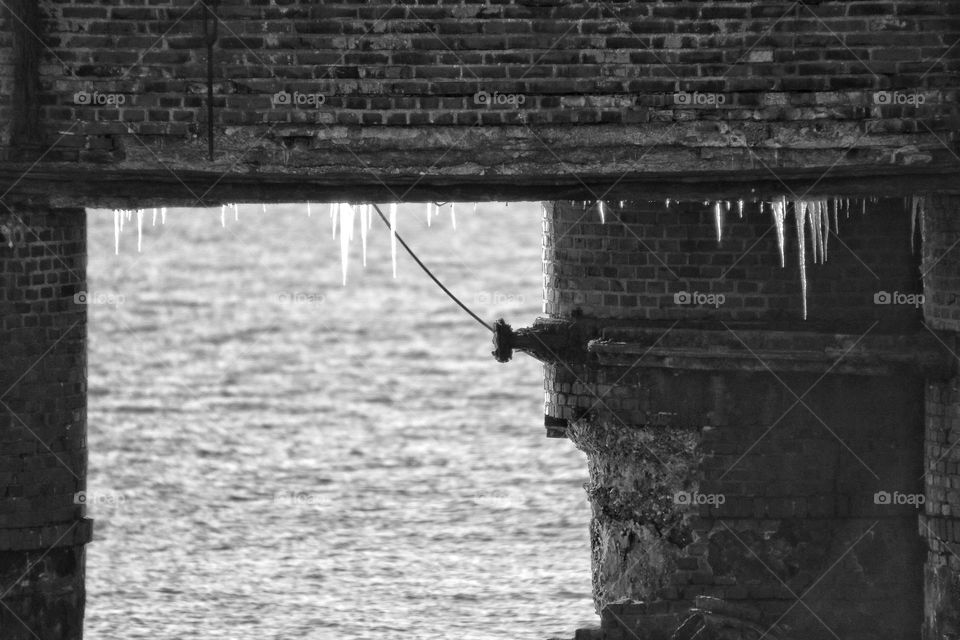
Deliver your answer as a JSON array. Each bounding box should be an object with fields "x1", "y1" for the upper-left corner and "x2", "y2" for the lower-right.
[
  {"x1": 2, "y1": 163, "x2": 960, "y2": 209},
  {"x1": 0, "y1": 518, "x2": 93, "y2": 551},
  {"x1": 590, "y1": 328, "x2": 955, "y2": 378}
]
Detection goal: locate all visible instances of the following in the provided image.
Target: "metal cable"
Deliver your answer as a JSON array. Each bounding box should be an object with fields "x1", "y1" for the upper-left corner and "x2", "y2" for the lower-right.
[{"x1": 371, "y1": 203, "x2": 494, "y2": 333}]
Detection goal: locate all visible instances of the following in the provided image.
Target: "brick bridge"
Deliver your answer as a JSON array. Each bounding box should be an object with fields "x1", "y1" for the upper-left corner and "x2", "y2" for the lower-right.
[{"x1": 1, "y1": 1, "x2": 959, "y2": 639}]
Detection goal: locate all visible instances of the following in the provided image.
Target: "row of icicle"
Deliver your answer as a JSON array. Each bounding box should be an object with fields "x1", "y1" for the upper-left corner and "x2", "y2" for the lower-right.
[
  {"x1": 579, "y1": 194, "x2": 927, "y2": 319},
  {"x1": 112, "y1": 201, "x2": 469, "y2": 286},
  {"x1": 113, "y1": 196, "x2": 926, "y2": 320}
]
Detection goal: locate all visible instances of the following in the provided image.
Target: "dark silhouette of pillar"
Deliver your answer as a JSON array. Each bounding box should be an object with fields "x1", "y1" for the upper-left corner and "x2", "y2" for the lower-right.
[{"x1": 0, "y1": 206, "x2": 91, "y2": 639}]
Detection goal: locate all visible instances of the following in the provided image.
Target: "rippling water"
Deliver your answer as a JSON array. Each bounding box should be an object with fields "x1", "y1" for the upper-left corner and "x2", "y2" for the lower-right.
[{"x1": 84, "y1": 202, "x2": 595, "y2": 640}]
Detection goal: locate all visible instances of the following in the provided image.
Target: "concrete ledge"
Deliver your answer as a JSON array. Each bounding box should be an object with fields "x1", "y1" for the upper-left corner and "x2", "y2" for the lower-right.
[
  {"x1": 0, "y1": 518, "x2": 94, "y2": 551},
  {"x1": 590, "y1": 327, "x2": 955, "y2": 378},
  {"x1": 1, "y1": 160, "x2": 959, "y2": 209}
]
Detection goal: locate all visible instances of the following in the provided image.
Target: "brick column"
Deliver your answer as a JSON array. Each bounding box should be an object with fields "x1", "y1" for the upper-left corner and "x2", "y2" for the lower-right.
[
  {"x1": 0, "y1": 206, "x2": 91, "y2": 639},
  {"x1": 920, "y1": 193, "x2": 960, "y2": 640},
  {"x1": 544, "y1": 198, "x2": 932, "y2": 640}
]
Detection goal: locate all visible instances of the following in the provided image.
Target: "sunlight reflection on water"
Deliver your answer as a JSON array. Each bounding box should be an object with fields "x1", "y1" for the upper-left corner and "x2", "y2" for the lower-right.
[{"x1": 85, "y1": 202, "x2": 595, "y2": 640}]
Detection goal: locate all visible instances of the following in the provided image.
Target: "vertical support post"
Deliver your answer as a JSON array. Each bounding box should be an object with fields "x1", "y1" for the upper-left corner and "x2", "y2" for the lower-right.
[{"x1": 0, "y1": 206, "x2": 91, "y2": 639}]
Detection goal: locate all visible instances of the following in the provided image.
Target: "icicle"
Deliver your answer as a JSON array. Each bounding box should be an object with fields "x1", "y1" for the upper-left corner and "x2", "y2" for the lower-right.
[
  {"x1": 450, "y1": 202, "x2": 456, "y2": 230},
  {"x1": 807, "y1": 200, "x2": 821, "y2": 264},
  {"x1": 306, "y1": 202, "x2": 312, "y2": 217},
  {"x1": 113, "y1": 210, "x2": 120, "y2": 255},
  {"x1": 389, "y1": 202, "x2": 398, "y2": 278},
  {"x1": 119, "y1": 209, "x2": 125, "y2": 233},
  {"x1": 233, "y1": 203, "x2": 239, "y2": 221},
  {"x1": 714, "y1": 201, "x2": 724, "y2": 243},
  {"x1": 737, "y1": 199, "x2": 744, "y2": 218},
  {"x1": 160, "y1": 207, "x2": 167, "y2": 224},
  {"x1": 152, "y1": 208, "x2": 158, "y2": 226},
  {"x1": 331, "y1": 203, "x2": 339, "y2": 239},
  {"x1": 426, "y1": 201, "x2": 433, "y2": 227},
  {"x1": 598, "y1": 200, "x2": 605, "y2": 223},
  {"x1": 807, "y1": 201, "x2": 817, "y2": 264},
  {"x1": 473, "y1": 202, "x2": 478, "y2": 215},
  {"x1": 821, "y1": 199, "x2": 830, "y2": 262},
  {"x1": 136, "y1": 209, "x2": 143, "y2": 253},
  {"x1": 220, "y1": 204, "x2": 226, "y2": 227},
  {"x1": 262, "y1": 203, "x2": 267, "y2": 215},
  {"x1": 359, "y1": 204, "x2": 369, "y2": 267},
  {"x1": 771, "y1": 197, "x2": 786, "y2": 268},
  {"x1": 666, "y1": 198, "x2": 672, "y2": 208},
  {"x1": 347, "y1": 204, "x2": 354, "y2": 243},
  {"x1": 795, "y1": 200, "x2": 809, "y2": 320},
  {"x1": 862, "y1": 199, "x2": 866, "y2": 215},
  {"x1": 339, "y1": 203, "x2": 353, "y2": 286},
  {"x1": 619, "y1": 200, "x2": 625, "y2": 209},
  {"x1": 832, "y1": 198, "x2": 839, "y2": 231}
]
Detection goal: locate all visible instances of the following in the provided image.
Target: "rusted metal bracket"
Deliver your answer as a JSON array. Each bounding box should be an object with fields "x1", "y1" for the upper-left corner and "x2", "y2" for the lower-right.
[{"x1": 492, "y1": 317, "x2": 587, "y2": 365}]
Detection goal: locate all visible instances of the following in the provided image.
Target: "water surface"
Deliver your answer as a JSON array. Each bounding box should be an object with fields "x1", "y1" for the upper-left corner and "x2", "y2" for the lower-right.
[{"x1": 84, "y1": 202, "x2": 595, "y2": 640}]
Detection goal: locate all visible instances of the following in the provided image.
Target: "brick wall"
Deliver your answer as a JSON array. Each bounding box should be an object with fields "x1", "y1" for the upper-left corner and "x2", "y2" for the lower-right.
[
  {"x1": 0, "y1": 206, "x2": 90, "y2": 640},
  {"x1": 923, "y1": 378, "x2": 960, "y2": 640},
  {"x1": 542, "y1": 197, "x2": 923, "y2": 332},
  {"x1": 920, "y1": 194, "x2": 960, "y2": 640},
  {"x1": 1, "y1": 0, "x2": 958, "y2": 201},
  {"x1": 922, "y1": 194, "x2": 960, "y2": 331},
  {"x1": 0, "y1": 5, "x2": 13, "y2": 148}
]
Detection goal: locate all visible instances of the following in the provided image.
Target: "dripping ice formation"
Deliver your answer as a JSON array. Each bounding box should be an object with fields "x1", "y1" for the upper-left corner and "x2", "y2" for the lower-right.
[
  {"x1": 359, "y1": 204, "x2": 369, "y2": 267},
  {"x1": 104, "y1": 197, "x2": 925, "y2": 322},
  {"x1": 706, "y1": 194, "x2": 926, "y2": 320},
  {"x1": 714, "y1": 201, "x2": 724, "y2": 243},
  {"x1": 771, "y1": 197, "x2": 786, "y2": 268},
  {"x1": 326, "y1": 201, "x2": 458, "y2": 285},
  {"x1": 112, "y1": 208, "x2": 143, "y2": 254},
  {"x1": 339, "y1": 203, "x2": 354, "y2": 286},
  {"x1": 794, "y1": 199, "x2": 809, "y2": 319},
  {"x1": 389, "y1": 203, "x2": 398, "y2": 278}
]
